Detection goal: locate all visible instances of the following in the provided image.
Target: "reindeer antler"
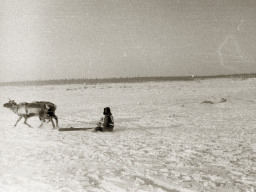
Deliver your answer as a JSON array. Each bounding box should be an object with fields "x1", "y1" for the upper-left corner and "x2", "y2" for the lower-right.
[{"x1": 8, "y1": 98, "x2": 15, "y2": 102}]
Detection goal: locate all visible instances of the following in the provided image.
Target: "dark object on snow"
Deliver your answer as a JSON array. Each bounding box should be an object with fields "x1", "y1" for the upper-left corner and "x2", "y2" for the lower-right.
[
  {"x1": 201, "y1": 98, "x2": 227, "y2": 104},
  {"x1": 201, "y1": 100, "x2": 214, "y2": 104},
  {"x1": 58, "y1": 127, "x2": 94, "y2": 131},
  {"x1": 219, "y1": 98, "x2": 227, "y2": 103},
  {"x1": 94, "y1": 107, "x2": 114, "y2": 132}
]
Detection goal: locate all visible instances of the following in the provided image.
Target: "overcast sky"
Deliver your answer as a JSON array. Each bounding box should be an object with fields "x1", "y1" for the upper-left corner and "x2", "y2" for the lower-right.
[{"x1": 0, "y1": 0, "x2": 256, "y2": 82}]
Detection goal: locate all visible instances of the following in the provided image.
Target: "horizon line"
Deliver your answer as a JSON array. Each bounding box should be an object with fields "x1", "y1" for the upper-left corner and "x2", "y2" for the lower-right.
[{"x1": 1, "y1": 73, "x2": 256, "y2": 86}]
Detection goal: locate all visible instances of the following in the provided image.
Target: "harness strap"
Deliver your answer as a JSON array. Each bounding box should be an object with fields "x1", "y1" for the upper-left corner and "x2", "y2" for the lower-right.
[{"x1": 24, "y1": 103, "x2": 29, "y2": 114}]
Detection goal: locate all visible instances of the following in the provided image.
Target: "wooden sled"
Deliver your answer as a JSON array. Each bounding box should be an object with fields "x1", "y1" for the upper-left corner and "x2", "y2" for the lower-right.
[{"x1": 58, "y1": 127, "x2": 94, "y2": 131}]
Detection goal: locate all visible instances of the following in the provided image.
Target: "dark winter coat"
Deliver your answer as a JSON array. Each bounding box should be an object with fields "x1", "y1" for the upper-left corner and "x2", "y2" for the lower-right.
[{"x1": 96, "y1": 114, "x2": 114, "y2": 132}]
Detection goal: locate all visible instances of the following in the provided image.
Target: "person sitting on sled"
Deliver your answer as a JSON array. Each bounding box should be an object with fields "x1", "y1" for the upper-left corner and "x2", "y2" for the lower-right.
[{"x1": 94, "y1": 107, "x2": 114, "y2": 132}]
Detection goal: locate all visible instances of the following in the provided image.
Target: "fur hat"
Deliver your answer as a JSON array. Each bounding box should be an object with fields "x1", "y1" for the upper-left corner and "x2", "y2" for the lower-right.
[{"x1": 103, "y1": 107, "x2": 112, "y2": 115}]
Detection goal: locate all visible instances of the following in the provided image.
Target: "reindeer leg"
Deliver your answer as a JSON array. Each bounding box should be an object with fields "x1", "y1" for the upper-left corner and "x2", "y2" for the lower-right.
[
  {"x1": 38, "y1": 121, "x2": 45, "y2": 128},
  {"x1": 53, "y1": 115, "x2": 58, "y2": 128},
  {"x1": 40, "y1": 116, "x2": 50, "y2": 123},
  {"x1": 14, "y1": 116, "x2": 22, "y2": 127},
  {"x1": 24, "y1": 117, "x2": 32, "y2": 128},
  {"x1": 50, "y1": 117, "x2": 55, "y2": 129},
  {"x1": 38, "y1": 117, "x2": 45, "y2": 128},
  {"x1": 46, "y1": 119, "x2": 51, "y2": 123}
]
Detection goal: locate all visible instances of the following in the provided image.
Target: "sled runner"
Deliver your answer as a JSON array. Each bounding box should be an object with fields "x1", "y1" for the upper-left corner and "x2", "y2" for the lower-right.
[{"x1": 58, "y1": 127, "x2": 94, "y2": 131}]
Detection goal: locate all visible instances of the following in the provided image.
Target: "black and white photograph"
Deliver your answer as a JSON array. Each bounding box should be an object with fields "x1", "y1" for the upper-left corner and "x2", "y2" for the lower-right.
[{"x1": 0, "y1": 0, "x2": 255, "y2": 191}]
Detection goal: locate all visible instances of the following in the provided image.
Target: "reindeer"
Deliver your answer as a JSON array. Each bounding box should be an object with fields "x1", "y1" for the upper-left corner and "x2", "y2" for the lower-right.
[
  {"x1": 3, "y1": 99, "x2": 58, "y2": 129},
  {"x1": 32, "y1": 101, "x2": 58, "y2": 128}
]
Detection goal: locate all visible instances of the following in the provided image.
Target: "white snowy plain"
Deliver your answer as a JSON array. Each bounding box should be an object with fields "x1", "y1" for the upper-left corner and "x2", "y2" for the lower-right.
[{"x1": 0, "y1": 78, "x2": 255, "y2": 192}]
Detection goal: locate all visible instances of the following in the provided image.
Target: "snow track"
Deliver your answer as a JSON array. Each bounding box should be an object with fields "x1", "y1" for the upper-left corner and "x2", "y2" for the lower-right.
[{"x1": 1, "y1": 78, "x2": 256, "y2": 191}]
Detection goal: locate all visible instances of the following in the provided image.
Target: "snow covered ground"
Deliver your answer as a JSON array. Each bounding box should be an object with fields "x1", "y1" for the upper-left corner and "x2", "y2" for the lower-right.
[{"x1": 0, "y1": 78, "x2": 256, "y2": 192}]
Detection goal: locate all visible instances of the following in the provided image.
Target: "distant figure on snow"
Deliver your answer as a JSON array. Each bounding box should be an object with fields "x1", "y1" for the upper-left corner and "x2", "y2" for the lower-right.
[
  {"x1": 219, "y1": 98, "x2": 227, "y2": 103},
  {"x1": 94, "y1": 107, "x2": 114, "y2": 132},
  {"x1": 201, "y1": 98, "x2": 227, "y2": 104},
  {"x1": 201, "y1": 100, "x2": 214, "y2": 104}
]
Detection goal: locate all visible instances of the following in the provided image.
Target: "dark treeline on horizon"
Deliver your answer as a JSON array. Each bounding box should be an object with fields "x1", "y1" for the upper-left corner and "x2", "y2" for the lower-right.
[{"x1": 1, "y1": 73, "x2": 256, "y2": 87}]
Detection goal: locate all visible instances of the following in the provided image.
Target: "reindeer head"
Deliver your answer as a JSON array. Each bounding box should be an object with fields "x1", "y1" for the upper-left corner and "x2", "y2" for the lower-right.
[{"x1": 3, "y1": 99, "x2": 17, "y2": 108}]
